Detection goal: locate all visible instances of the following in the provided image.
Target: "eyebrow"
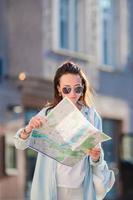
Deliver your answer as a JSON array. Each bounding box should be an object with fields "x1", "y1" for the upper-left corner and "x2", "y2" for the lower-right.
[{"x1": 63, "y1": 84, "x2": 81, "y2": 87}]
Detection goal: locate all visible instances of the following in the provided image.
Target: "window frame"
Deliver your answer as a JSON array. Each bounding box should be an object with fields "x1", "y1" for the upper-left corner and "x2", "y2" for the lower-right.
[
  {"x1": 5, "y1": 133, "x2": 18, "y2": 175},
  {"x1": 52, "y1": 0, "x2": 78, "y2": 52},
  {"x1": 100, "y1": 0, "x2": 116, "y2": 67}
]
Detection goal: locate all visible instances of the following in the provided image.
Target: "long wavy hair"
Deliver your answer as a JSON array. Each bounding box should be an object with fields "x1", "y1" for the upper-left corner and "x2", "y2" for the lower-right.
[{"x1": 46, "y1": 61, "x2": 94, "y2": 113}]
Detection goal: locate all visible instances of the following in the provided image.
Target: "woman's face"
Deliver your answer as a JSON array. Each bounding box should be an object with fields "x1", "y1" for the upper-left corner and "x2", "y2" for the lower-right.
[{"x1": 58, "y1": 73, "x2": 83, "y2": 105}]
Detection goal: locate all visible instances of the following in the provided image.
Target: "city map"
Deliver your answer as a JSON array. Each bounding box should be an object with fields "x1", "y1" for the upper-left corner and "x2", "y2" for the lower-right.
[{"x1": 28, "y1": 97, "x2": 111, "y2": 166}]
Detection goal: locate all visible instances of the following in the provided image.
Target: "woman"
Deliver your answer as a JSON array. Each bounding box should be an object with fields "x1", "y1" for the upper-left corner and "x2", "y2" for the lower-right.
[{"x1": 14, "y1": 61, "x2": 115, "y2": 200}]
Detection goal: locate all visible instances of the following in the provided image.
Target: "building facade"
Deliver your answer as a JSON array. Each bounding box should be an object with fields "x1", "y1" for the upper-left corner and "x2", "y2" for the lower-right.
[{"x1": 0, "y1": 0, "x2": 133, "y2": 199}]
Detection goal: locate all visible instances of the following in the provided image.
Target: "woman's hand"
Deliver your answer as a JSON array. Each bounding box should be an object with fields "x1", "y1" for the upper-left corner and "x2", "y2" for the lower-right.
[
  {"x1": 25, "y1": 115, "x2": 46, "y2": 133},
  {"x1": 86, "y1": 146, "x2": 101, "y2": 162},
  {"x1": 20, "y1": 115, "x2": 47, "y2": 139}
]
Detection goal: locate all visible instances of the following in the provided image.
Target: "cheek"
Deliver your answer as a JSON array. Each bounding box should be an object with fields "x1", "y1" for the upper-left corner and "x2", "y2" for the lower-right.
[
  {"x1": 61, "y1": 93, "x2": 81, "y2": 100},
  {"x1": 59, "y1": 91, "x2": 68, "y2": 98},
  {"x1": 61, "y1": 93, "x2": 66, "y2": 98}
]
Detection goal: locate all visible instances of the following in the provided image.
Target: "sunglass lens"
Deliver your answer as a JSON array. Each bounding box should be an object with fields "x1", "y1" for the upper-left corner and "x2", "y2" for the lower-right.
[
  {"x1": 75, "y1": 86, "x2": 83, "y2": 93},
  {"x1": 62, "y1": 87, "x2": 71, "y2": 94}
]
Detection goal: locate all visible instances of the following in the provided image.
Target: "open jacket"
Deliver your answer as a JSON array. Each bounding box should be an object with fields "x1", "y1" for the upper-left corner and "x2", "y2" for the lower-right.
[{"x1": 14, "y1": 106, "x2": 115, "y2": 200}]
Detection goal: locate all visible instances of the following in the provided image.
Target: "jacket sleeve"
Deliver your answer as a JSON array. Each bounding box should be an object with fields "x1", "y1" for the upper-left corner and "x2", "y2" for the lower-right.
[
  {"x1": 14, "y1": 128, "x2": 31, "y2": 150},
  {"x1": 90, "y1": 111, "x2": 115, "y2": 200},
  {"x1": 14, "y1": 107, "x2": 47, "y2": 150}
]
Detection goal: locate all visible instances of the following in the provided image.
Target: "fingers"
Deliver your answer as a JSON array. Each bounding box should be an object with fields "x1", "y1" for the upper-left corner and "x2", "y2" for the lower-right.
[
  {"x1": 86, "y1": 147, "x2": 101, "y2": 161},
  {"x1": 28, "y1": 116, "x2": 46, "y2": 129},
  {"x1": 87, "y1": 147, "x2": 100, "y2": 154}
]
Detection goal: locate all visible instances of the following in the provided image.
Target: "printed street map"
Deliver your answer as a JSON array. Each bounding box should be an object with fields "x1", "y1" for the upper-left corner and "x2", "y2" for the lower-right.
[{"x1": 29, "y1": 97, "x2": 111, "y2": 166}]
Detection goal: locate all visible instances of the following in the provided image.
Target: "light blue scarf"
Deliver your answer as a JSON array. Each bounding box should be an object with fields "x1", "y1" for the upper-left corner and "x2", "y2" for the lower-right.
[{"x1": 83, "y1": 156, "x2": 97, "y2": 200}]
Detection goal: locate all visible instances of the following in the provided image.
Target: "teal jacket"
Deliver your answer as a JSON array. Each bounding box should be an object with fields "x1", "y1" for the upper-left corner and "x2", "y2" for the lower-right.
[{"x1": 14, "y1": 106, "x2": 115, "y2": 200}]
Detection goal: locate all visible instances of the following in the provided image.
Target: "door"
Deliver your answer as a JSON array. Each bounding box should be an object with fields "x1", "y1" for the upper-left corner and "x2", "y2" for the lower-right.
[{"x1": 102, "y1": 118, "x2": 122, "y2": 200}]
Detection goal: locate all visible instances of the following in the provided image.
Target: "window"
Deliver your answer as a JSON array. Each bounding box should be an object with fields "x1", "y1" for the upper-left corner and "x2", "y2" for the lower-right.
[
  {"x1": 52, "y1": 0, "x2": 79, "y2": 51},
  {"x1": 100, "y1": 0, "x2": 115, "y2": 66},
  {"x1": 102, "y1": 118, "x2": 121, "y2": 199},
  {"x1": 121, "y1": 134, "x2": 133, "y2": 163},
  {"x1": 59, "y1": 0, "x2": 78, "y2": 51},
  {"x1": 5, "y1": 134, "x2": 17, "y2": 175},
  {"x1": 102, "y1": 119, "x2": 118, "y2": 163}
]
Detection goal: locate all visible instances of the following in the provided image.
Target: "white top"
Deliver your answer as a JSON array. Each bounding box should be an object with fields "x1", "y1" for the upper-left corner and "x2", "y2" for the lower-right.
[{"x1": 56, "y1": 157, "x2": 85, "y2": 188}]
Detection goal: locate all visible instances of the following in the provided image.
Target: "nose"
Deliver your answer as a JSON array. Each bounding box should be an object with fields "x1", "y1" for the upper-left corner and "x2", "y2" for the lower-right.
[{"x1": 69, "y1": 89, "x2": 77, "y2": 97}]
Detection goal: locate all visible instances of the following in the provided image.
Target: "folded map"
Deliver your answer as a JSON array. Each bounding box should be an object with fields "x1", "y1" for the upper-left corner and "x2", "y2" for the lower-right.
[{"x1": 28, "y1": 97, "x2": 111, "y2": 166}]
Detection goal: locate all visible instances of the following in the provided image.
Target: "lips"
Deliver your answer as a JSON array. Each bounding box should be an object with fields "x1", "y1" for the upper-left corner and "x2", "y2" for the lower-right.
[{"x1": 69, "y1": 98, "x2": 77, "y2": 104}]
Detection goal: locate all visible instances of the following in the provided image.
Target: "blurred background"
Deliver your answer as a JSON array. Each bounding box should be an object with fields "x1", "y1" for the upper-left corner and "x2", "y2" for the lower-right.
[{"x1": 0, "y1": 0, "x2": 133, "y2": 199}]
